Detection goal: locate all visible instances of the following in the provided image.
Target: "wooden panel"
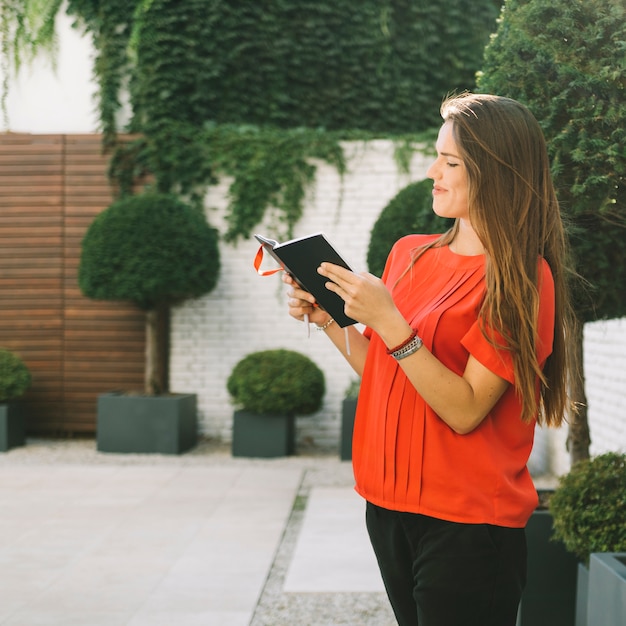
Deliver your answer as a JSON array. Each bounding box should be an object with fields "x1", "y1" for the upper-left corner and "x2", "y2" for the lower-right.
[{"x1": 0, "y1": 133, "x2": 145, "y2": 435}]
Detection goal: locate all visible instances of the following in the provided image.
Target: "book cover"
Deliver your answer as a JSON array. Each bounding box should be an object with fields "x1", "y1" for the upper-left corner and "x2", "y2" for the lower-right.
[{"x1": 255, "y1": 233, "x2": 357, "y2": 328}]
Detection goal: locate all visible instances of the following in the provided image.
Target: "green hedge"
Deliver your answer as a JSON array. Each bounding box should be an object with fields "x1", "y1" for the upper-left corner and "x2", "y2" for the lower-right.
[{"x1": 131, "y1": 0, "x2": 499, "y2": 136}]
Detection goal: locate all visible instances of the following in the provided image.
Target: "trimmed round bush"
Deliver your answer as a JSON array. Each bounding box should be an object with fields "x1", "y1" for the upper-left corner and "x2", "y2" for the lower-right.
[
  {"x1": 367, "y1": 179, "x2": 454, "y2": 277},
  {"x1": 78, "y1": 192, "x2": 220, "y2": 310},
  {"x1": 0, "y1": 349, "x2": 32, "y2": 402},
  {"x1": 550, "y1": 452, "x2": 626, "y2": 564},
  {"x1": 227, "y1": 349, "x2": 325, "y2": 415}
]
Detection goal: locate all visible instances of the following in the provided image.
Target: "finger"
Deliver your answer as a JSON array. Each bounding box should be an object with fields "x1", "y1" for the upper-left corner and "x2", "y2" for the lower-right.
[
  {"x1": 291, "y1": 288, "x2": 317, "y2": 305},
  {"x1": 318, "y1": 262, "x2": 353, "y2": 283}
]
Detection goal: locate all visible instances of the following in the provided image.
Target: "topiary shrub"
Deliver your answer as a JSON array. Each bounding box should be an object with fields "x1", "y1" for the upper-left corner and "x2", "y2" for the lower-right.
[
  {"x1": 367, "y1": 179, "x2": 454, "y2": 277},
  {"x1": 0, "y1": 349, "x2": 31, "y2": 402},
  {"x1": 549, "y1": 452, "x2": 626, "y2": 565},
  {"x1": 227, "y1": 349, "x2": 325, "y2": 415},
  {"x1": 79, "y1": 192, "x2": 220, "y2": 309},
  {"x1": 78, "y1": 191, "x2": 220, "y2": 394}
]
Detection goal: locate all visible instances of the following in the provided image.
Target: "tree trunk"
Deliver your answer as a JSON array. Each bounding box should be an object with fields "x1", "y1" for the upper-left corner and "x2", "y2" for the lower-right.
[
  {"x1": 567, "y1": 320, "x2": 591, "y2": 465},
  {"x1": 145, "y1": 304, "x2": 170, "y2": 395}
]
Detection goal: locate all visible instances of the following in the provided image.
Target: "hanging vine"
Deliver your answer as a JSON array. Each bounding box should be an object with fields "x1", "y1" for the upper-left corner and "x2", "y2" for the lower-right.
[{"x1": 2, "y1": 0, "x2": 498, "y2": 240}]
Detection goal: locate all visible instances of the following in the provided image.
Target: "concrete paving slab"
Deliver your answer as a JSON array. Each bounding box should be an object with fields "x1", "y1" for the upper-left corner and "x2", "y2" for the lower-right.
[
  {"x1": 0, "y1": 464, "x2": 301, "y2": 626},
  {"x1": 283, "y1": 486, "x2": 385, "y2": 593}
]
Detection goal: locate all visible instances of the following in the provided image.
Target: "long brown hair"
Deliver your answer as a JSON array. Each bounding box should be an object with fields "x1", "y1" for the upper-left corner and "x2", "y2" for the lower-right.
[{"x1": 415, "y1": 93, "x2": 576, "y2": 426}]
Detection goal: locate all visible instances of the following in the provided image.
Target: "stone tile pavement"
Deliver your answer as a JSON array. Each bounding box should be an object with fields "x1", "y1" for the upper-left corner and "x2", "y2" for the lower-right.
[{"x1": 0, "y1": 439, "x2": 395, "y2": 626}]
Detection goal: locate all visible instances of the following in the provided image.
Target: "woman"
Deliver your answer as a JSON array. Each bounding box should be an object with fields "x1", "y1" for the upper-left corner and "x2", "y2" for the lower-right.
[{"x1": 284, "y1": 93, "x2": 575, "y2": 626}]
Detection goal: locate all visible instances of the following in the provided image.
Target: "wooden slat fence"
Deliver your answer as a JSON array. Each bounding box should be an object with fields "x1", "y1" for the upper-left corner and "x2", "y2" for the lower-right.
[{"x1": 0, "y1": 133, "x2": 145, "y2": 435}]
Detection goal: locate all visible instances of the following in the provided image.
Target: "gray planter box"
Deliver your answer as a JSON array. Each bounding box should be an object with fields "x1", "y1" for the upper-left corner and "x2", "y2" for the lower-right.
[
  {"x1": 0, "y1": 403, "x2": 25, "y2": 452},
  {"x1": 340, "y1": 397, "x2": 357, "y2": 461},
  {"x1": 576, "y1": 563, "x2": 589, "y2": 626},
  {"x1": 97, "y1": 392, "x2": 197, "y2": 454},
  {"x1": 517, "y1": 507, "x2": 578, "y2": 626},
  {"x1": 586, "y1": 553, "x2": 626, "y2": 626},
  {"x1": 232, "y1": 410, "x2": 295, "y2": 458}
]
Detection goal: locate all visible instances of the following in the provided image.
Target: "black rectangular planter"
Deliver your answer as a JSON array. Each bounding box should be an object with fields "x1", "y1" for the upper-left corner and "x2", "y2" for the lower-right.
[
  {"x1": 340, "y1": 397, "x2": 357, "y2": 461},
  {"x1": 517, "y1": 508, "x2": 578, "y2": 626},
  {"x1": 586, "y1": 553, "x2": 626, "y2": 626},
  {"x1": 232, "y1": 410, "x2": 295, "y2": 458},
  {"x1": 97, "y1": 392, "x2": 197, "y2": 454},
  {"x1": 0, "y1": 403, "x2": 25, "y2": 452}
]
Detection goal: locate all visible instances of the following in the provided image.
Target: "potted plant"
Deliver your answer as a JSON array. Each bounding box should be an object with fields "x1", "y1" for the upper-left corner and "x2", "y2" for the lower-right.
[
  {"x1": 78, "y1": 192, "x2": 220, "y2": 454},
  {"x1": 549, "y1": 452, "x2": 626, "y2": 626},
  {"x1": 227, "y1": 349, "x2": 325, "y2": 457},
  {"x1": 340, "y1": 379, "x2": 360, "y2": 461},
  {"x1": 0, "y1": 348, "x2": 32, "y2": 451}
]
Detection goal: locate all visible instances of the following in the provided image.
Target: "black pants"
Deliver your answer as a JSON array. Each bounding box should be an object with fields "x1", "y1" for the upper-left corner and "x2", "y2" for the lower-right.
[{"x1": 366, "y1": 502, "x2": 526, "y2": 626}]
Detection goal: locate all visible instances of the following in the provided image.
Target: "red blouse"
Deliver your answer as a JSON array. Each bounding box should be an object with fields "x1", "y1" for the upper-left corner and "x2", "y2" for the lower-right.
[{"x1": 352, "y1": 234, "x2": 555, "y2": 528}]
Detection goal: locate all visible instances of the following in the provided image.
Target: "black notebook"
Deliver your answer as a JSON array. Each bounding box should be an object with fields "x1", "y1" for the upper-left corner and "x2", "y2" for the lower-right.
[{"x1": 255, "y1": 232, "x2": 357, "y2": 328}]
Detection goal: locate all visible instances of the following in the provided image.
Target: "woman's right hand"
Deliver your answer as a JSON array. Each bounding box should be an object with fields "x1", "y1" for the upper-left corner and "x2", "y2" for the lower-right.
[{"x1": 282, "y1": 273, "x2": 331, "y2": 326}]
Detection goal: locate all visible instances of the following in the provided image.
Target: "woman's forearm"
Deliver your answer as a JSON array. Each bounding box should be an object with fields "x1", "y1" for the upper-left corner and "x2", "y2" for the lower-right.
[{"x1": 321, "y1": 321, "x2": 370, "y2": 376}]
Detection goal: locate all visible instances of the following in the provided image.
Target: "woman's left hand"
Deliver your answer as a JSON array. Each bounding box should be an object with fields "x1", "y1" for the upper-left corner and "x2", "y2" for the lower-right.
[{"x1": 318, "y1": 262, "x2": 399, "y2": 330}]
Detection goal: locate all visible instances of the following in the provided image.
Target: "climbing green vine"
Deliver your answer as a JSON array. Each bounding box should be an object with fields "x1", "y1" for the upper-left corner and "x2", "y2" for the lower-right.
[
  {"x1": 110, "y1": 123, "x2": 433, "y2": 243},
  {"x1": 2, "y1": 0, "x2": 498, "y2": 240}
]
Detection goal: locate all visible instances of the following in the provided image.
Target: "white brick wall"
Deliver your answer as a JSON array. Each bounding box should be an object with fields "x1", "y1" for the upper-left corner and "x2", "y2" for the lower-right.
[
  {"x1": 169, "y1": 139, "x2": 626, "y2": 467},
  {"x1": 170, "y1": 140, "x2": 432, "y2": 449},
  {"x1": 583, "y1": 318, "x2": 626, "y2": 457}
]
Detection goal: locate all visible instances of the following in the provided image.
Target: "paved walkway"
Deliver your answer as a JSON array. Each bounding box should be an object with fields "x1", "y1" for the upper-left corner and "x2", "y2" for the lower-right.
[{"x1": 0, "y1": 439, "x2": 395, "y2": 626}]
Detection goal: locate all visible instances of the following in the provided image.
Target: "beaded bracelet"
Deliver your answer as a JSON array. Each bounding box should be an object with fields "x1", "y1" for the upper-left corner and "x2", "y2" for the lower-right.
[
  {"x1": 316, "y1": 318, "x2": 335, "y2": 331},
  {"x1": 386, "y1": 329, "x2": 418, "y2": 355}
]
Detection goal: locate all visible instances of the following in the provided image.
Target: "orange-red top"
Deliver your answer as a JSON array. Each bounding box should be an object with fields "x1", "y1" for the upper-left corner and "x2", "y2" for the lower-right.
[{"x1": 352, "y1": 234, "x2": 555, "y2": 528}]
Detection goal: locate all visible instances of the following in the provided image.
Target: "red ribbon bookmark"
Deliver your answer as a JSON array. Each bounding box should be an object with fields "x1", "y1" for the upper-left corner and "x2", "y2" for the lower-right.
[{"x1": 254, "y1": 245, "x2": 284, "y2": 276}]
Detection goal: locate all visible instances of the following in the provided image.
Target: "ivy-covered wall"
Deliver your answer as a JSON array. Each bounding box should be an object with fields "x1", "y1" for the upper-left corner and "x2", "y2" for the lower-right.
[
  {"x1": 124, "y1": 0, "x2": 500, "y2": 239},
  {"x1": 130, "y1": 0, "x2": 499, "y2": 135}
]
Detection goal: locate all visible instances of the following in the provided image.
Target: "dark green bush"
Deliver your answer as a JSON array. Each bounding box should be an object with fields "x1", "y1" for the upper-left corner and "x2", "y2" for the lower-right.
[
  {"x1": 227, "y1": 349, "x2": 325, "y2": 415},
  {"x1": 478, "y1": 0, "x2": 626, "y2": 324},
  {"x1": 78, "y1": 192, "x2": 220, "y2": 310},
  {"x1": 0, "y1": 349, "x2": 31, "y2": 402},
  {"x1": 367, "y1": 179, "x2": 454, "y2": 277},
  {"x1": 550, "y1": 452, "x2": 626, "y2": 564}
]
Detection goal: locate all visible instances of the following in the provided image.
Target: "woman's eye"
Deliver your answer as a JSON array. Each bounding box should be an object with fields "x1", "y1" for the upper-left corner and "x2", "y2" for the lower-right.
[{"x1": 447, "y1": 162, "x2": 459, "y2": 168}]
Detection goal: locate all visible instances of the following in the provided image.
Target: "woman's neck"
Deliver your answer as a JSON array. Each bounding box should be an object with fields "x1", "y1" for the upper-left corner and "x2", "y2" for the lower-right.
[{"x1": 449, "y1": 220, "x2": 485, "y2": 256}]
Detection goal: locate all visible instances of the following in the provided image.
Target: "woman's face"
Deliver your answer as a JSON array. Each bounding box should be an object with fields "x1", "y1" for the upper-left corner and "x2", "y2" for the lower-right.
[{"x1": 426, "y1": 121, "x2": 470, "y2": 221}]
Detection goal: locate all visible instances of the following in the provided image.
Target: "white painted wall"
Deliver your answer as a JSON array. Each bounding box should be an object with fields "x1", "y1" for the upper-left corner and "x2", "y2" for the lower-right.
[
  {"x1": 170, "y1": 142, "x2": 430, "y2": 451},
  {"x1": 2, "y1": 7, "x2": 98, "y2": 134},
  {"x1": 4, "y1": 8, "x2": 625, "y2": 473}
]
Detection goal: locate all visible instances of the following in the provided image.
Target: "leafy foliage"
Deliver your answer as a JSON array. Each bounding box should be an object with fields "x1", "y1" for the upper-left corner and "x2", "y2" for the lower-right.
[
  {"x1": 227, "y1": 349, "x2": 325, "y2": 416},
  {"x1": 0, "y1": 348, "x2": 31, "y2": 402},
  {"x1": 0, "y1": 0, "x2": 63, "y2": 127},
  {"x1": 111, "y1": 124, "x2": 352, "y2": 242},
  {"x1": 550, "y1": 452, "x2": 626, "y2": 564},
  {"x1": 69, "y1": 0, "x2": 137, "y2": 148},
  {"x1": 130, "y1": 0, "x2": 498, "y2": 135},
  {"x1": 367, "y1": 179, "x2": 454, "y2": 277},
  {"x1": 478, "y1": 0, "x2": 626, "y2": 323},
  {"x1": 2, "y1": 0, "x2": 499, "y2": 240},
  {"x1": 78, "y1": 192, "x2": 220, "y2": 310}
]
